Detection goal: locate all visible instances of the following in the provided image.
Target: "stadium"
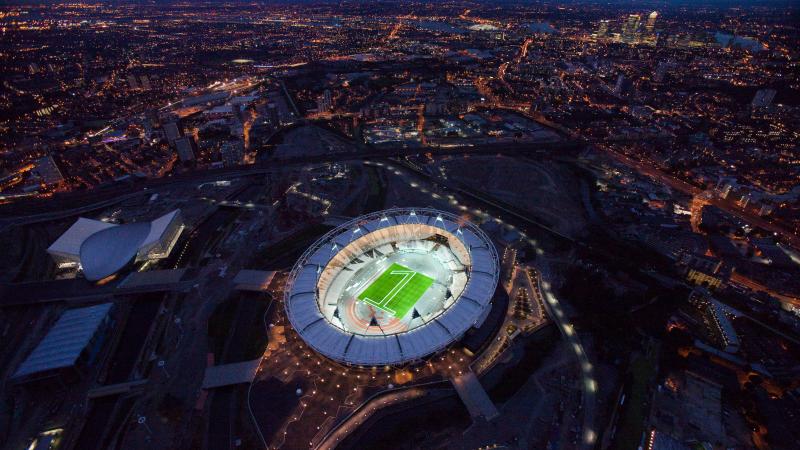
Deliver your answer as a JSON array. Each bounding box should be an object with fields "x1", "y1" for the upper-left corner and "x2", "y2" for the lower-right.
[{"x1": 284, "y1": 208, "x2": 499, "y2": 366}]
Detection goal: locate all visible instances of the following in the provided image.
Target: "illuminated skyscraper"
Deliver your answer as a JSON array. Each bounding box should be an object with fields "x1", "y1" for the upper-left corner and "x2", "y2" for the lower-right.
[
  {"x1": 596, "y1": 20, "x2": 610, "y2": 38},
  {"x1": 645, "y1": 11, "x2": 658, "y2": 34},
  {"x1": 140, "y1": 75, "x2": 151, "y2": 90},
  {"x1": 613, "y1": 74, "x2": 632, "y2": 96},
  {"x1": 622, "y1": 14, "x2": 641, "y2": 43},
  {"x1": 126, "y1": 74, "x2": 139, "y2": 90}
]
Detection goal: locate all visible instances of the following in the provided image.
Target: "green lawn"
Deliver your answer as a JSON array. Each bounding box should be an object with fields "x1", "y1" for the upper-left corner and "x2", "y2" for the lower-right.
[{"x1": 357, "y1": 262, "x2": 433, "y2": 318}]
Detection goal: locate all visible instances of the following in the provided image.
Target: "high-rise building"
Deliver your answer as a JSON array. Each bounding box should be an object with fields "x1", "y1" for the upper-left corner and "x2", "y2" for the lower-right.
[
  {"x1": 220, "y1": 140, "x2": 245, "y2": 167},
  {"x1": 596, "y1": 20, "x2": 610, "y2": 38},
  {"x1": 164, "y1": 122, "x2": 183, "y2": 144},
  {"x1": 622, "y1": 14, "x2": 641, "y2": 43},
  {"x1": 751, "y1": 89, "x2": 776, "y2": 108},
  {"x1": 174, "y1": 136, "x2": 196, "y2": 162},
  {"x1": 645, "y1": 11, "x2": 658, "y2": 34}
]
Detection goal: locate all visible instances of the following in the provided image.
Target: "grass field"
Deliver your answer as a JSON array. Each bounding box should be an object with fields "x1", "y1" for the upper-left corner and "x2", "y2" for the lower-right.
[{"x1": 357, "y1": 263, "x2": 434, "y2": 318}]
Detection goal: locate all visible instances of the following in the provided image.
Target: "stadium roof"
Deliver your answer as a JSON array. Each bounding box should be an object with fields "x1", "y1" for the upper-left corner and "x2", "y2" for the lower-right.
[
  {"x1": 12, "y1": 303, "x2": 113, "y2": 380},
  {"x1": 46, "y1": 210, "x2": 182, "y2": 281},
  {"x1": 142, "y1": 209, "x2": 180, "y2": 248},
  {"x1": 47, "y1": 218, "x2": 115, "y2": 258},
  {"x1": 80, "y1": 222, "x2": 151, "y2": 281},
  {"x1": 285, "y1": 208, "x2": 499, "y2": 366}
]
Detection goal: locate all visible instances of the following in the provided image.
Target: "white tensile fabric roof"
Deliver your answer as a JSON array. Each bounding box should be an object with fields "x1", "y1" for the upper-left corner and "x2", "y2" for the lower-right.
[
  {"x1": 12, "y1": 303, "x2": 113, "y2": 380},
  {"x1": 285, "y1": 208, "x2": 499, "y2": 366}
]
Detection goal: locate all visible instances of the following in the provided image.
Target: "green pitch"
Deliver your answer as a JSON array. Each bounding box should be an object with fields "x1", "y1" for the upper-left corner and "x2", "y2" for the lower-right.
[{"x1": 357, "y1": 263, "x2": 434, "y2": 318}]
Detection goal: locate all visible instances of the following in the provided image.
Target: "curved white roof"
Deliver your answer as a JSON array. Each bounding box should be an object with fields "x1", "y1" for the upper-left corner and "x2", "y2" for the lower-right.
[
  {"x1": 285, "y1": 208, "x2": 499, "y2": 366},
  {"x1": 80, "y1": 222, "x2": 151, "y2": 281},
  {"x1": 46, "y1": 209, "x2": 183, "y2": 281},
  {"x1": 47, "y1": 218, "x2": 115, "y2": 258}
]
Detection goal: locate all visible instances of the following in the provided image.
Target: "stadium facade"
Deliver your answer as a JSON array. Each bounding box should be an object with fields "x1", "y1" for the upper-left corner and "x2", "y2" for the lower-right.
[{"x1": 285, "y1": 208, "x2": 499, "y2": 366}]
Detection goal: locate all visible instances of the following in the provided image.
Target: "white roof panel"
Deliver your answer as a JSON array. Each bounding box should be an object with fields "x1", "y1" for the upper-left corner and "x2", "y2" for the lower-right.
[
  {"x1": 142, "y1": 209, "x2": 180, "y2": 247},
  {"x1": 47, "y1": 218, "x2": 116, "y2": 257}
]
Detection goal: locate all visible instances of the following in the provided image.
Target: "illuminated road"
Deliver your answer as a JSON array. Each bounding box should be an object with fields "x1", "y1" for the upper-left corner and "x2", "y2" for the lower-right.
[
  {"x1": 529, "y1": 268, "x2": 597, "y2": 449},
  {"x1": 599, "y1": 144, "x2": 800, "y2": 248}
]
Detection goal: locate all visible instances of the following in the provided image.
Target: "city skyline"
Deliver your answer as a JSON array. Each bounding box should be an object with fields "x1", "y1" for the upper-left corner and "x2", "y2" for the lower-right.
[{"x1": 0, "y1": 1, "x2": 798, "y2": 450}]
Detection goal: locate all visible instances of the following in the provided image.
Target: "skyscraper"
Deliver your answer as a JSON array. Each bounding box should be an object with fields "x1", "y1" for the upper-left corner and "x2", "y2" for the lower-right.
[
  {"x1": 317, "y1": 89, "x2": 333, "y2": 112},
  {"x1": 596, "y1": 20, "x2": 610, "y2": 38},
  {"x1": 622, "y1": 14, "x2": 641, "y2": 43},
  {"x1": 266, "y1": 103, "x2": 279, "y2": 127},
  {"x1": 126, "y1": 74, "x2": 139, "y2": 90},
  {"x1": 140, "y1": 75, "x2": 151, "y2": 90},
  {"x1": 645, "y1": 11, "x2": 658, "y2": 34}
]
